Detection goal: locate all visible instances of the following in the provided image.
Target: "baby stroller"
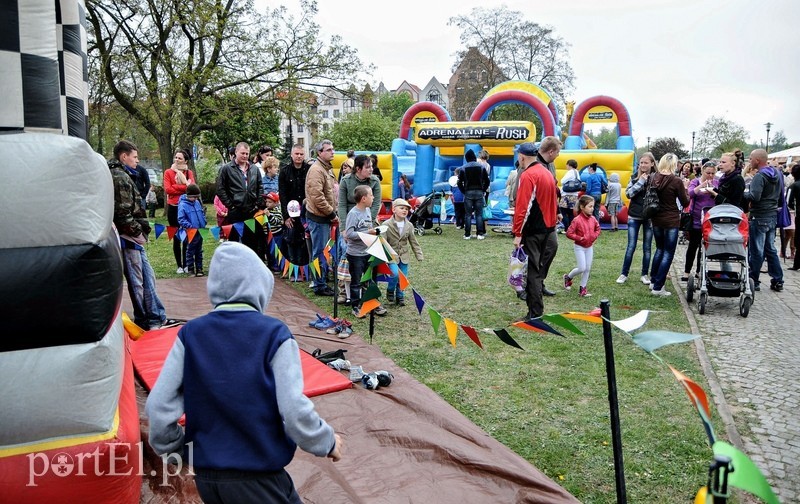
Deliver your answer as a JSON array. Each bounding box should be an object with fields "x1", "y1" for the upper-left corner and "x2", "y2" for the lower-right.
[
  {"x1": 410, "y1": 191, "x2": 446, "y2": 236},
  {"x1": 686, "y1": 204, "x2": 754, "y2": 317}
]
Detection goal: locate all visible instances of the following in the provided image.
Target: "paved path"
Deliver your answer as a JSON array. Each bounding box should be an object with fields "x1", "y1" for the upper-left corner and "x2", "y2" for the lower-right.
[{"x1": 671, "y1": 239, "x2": 799, "y2": 503}]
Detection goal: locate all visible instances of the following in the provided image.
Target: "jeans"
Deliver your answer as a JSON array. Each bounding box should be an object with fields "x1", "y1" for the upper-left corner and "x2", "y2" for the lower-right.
[
  {"x1": 590, "y1": 194, "x2": 602, "y2": 221},
  {"x1": 463, "y1": 190, "x2": 486, "y2": 236},
  {"x1": 347, "y1": 253, "x2": 370, "y2": 308},
  {"x1": 620, "y1": 218, "x2": 652, "y2": 277},
  {"x1": 307, "y1": 220, "x2": 331, "y2": 290},
  {"x1": 650, "y1": 226, "x2": 679, "y2": 291},
  {"x1": 122, "y1": 245, "x2": 166, "y2": 330},
  {"x1": 185, "y1": 235, "x2": 204, "y2": 273},
  {"x1": 387, "y1": 262, "x2": 409, "y2": 299},
  {"x1": 748, "y1": 214, "x2": 783, "y2": 285}
]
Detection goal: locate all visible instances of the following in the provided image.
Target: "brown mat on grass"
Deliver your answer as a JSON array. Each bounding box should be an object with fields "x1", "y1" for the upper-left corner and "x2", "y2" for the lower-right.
[{"x1": 129, "y1": 276, "x2": 577, "y2": 503}]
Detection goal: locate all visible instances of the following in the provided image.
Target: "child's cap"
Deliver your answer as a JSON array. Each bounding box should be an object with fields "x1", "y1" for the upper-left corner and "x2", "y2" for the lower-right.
[
  {"x1": 265, "y1": 191, "x2": 279, "y2": 203},
  {"x1": 392, "y1": 198, "x2": 411, "y2": 209},
  {"x1": 186, "y1": 184, "x2": 201, "y2": 196},
  {"x1": 287, "y1": 200, "x2": 301, "y2": 217}
]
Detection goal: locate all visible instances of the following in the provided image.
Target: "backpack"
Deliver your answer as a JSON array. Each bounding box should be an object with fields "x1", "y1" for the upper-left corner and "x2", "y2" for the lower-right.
[
  {"x1": 600, "y1": 176, "x2": 609, "y2": 194},
  {"x1": 642, "y1": 176, "x2": 660, "y2": 219}
]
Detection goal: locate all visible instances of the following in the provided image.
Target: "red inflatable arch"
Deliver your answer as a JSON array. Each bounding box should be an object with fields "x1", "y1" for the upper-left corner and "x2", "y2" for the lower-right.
[
  {"x1": 399, "y1": 102, "x2": 450, "y2": 141},
  {"x1": 568, "y1": 96, "x2": 632, "y2": 137},
  {"x1": 470, "y1": 90, "x2": 557, "y2": 138}
]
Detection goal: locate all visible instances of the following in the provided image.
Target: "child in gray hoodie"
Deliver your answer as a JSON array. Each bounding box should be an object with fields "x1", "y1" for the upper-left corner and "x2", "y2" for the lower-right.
[{"x1": 146, "y1": 241, "x2": 342, "y2": 503}]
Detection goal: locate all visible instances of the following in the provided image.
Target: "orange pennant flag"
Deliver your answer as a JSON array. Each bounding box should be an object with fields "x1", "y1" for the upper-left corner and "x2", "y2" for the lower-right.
[
  {"x1": 511, "y1": 320, "x2": 548, "y2": 333},
  {"x1": 398, "y1": 269, "x2": 410, "y2": 291},
  {"x1": 669, "y1": 365, "x2": 712, "y2": 418},
  {"x1": 561, "y1": 311, "x2": 602, "y2": 323},
  {"x1": 282, "y1": 259, "x2": 291, "y2": 276},
  {"x1": 166, "y1": 226, "x2": 179, "y2": 241},
  {"x1": 358, "y1": 298, "x2": 381, "y2": 317},
  {"x1": 186, "y1": 229, "x2": 197, "y2": 243},
  {"x1": 460, "y1": 325, "x2": 483, "y2": 349},
  {"x1": 444, "y1": 318, "x2": 458, "y2": 347}
]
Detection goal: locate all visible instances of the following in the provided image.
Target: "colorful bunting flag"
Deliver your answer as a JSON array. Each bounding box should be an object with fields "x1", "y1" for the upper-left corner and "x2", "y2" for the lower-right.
[
  {"x1": 460, "y1": 325, "x2": 483, "y2": 349},
  {"x1": 358, "y1": 298, "x2": 381, "y2": 318},
  {"x1": 398, "y1": 269, "x2": 410, "y2": 291},
  {"x1": 244, "y1": 218, "x2": 256, "y2": 233},
  {"x1": 428, "y1": 307, "x2": 442, "y2": 337},
  {"x1": 362, "y1": 283, "x2": 382, "y2": 302},
  {"x1": 561, "y1": 311, "x2": 603, "y2": 324},
  {"x1": 412, "y1": 289, "x2": 425, "y2": 314},
  {"x1": 512, "y1": 319, "x2": 563, "y2": 336},
  {"x1": 541, "y1": 314, "x2": 585, "y2": 336},
  {"x1": 632, "y1": 331, "x2": 698, "y2": 353},
  {"x1": 610, "y1": 310, "x2": 650, "y2": 333},
  {"x1": 493, "y1": 328, "x2": 524, "y2": 350},
  {"x1": 444, "y1": 318, "x2": 458, "y2": 347},
  {"x1": 712, "y1": 441, "x2": 780, "y2": 504}
]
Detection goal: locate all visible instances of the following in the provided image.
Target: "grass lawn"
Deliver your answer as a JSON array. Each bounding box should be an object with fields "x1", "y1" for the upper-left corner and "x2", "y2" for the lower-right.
[{"x1": 143, "y1": 208, "x2": 730, "y2": 503}]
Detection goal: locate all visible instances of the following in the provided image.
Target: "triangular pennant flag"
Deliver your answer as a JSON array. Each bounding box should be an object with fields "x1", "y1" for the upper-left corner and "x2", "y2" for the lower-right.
[
  {"x1": 513, "y1": 318, "x2": 563, "y2": 336},
  {"x1": 366, "y1": 238, "x2": 389, "y2": 262},
  {"x1": 398, "y1": 269, "x2": 410, "y2": 291},
  {"x1": 254, "y1": 214, "x2": 266, "y2": 225},
  {"x1": 311, "y1": 258, "x2": 321, "y2": 278},
  {"x1": 444, "y1": 318, "x2": 458, "y2": 347},
  {"x1": 493, "y1": 328, "x2": 524, "y2": 350},
  {"x1": 323, "y1": 247, "x2": 332, "y2": 265},
  {"x1": 222, "y1": 224, "x2": 234, "y2": 239},
  {"x1": 282, "y1": 258, "x2": 291, "y2": 276},
  {"x1": 357, "y1": 231, "x2": 378, "y2": 247},
  {"x1": 561, "y1": 311, "x2": 602, "y2": 323},
  {"x1": 511, "y1": 320, "x2": 549, "y2": 333},
  {"x1": 154, "y1": 223, "x2": 166, "y2": 240},
  {"x1": 360, "y1": 266, "x2": 373, "y2": 283},
  {"x1": 244, "y1": 218, "x2": 256, "y2": 233},
  {"x1": 232, "y1": 222, "x2": 245, "y2": 241},
  {"x1": 460, "y1": 325, "x2": 483, "y2": 349},
  {"x1": 361, "y1": 283, "x2": 382, "y2": 302},
  {"x1": 203, "y1": 228, "x2": 215, "y2": 240},
  {"x1": 186, "y1": 229, "x2": 197, "y2": 243},
  {"x1": 412, "y1": 289, "x2": 425, "y2": 314},
  {"x1": 358, "y1": 298, "x2": 381, "y2": 317},
  {"x1": 542, "y1": 314, "x2": 585, "y2": 335},
  {"x1": 610, "y1": 310, "x2": 650, "y2": 333},
  {"x1": 178, "y1": 229, "x2": 187, "y2": 243},
  {"x1": 668, "y1": 365, "x2": 712, "y2": 419},
  {"x1": 632, "y1": 331, "x2": 698, "y2": 353},
  {"x1": 166, "y1": 226, "x2": 178, "y2": 241},
  {"x1": 712, "y1": 441, "x2": 780, "y2": 504},
  {"x1": 428, "y1": 307, "x2": 442, "y2": 337},
  {"x1": 376, "y1": 263, "x2": 393, "y2": 276}
]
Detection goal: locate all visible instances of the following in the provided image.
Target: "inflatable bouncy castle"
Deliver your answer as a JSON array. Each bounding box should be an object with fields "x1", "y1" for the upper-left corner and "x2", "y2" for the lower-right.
[{"x1": 0, "y1": 2, "x2": 141, "y2": 502}]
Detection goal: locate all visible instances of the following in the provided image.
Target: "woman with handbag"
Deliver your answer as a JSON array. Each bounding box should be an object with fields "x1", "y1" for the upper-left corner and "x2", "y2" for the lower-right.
[
  {"x1": 559, "y1": 159, "x2": 582, "y2": 231},
  {"x1": 649, "y1": 153, "x2": 690, "y2": 296},
  {"x1": 617, "y1": 153, "x2": 655, "y2": 285},
  {"x1": 681, "y1": 161, "x2": 718, "y2": 281}
]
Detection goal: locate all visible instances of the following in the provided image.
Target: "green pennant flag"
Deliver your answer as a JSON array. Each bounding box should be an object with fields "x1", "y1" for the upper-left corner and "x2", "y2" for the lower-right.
[
  {"x1": 428, "y1": 307, "x2": 442, "y2": 337},
  {"x1": 360, "y1": 266, "x2": 373, "y2": 283},
  {"x1": 632, "y1": 330, "x2": 698, "y2": 353},
  {"x1": 199, "y1": 228, "x2": 211, "y2": 239},
  {"x1": 362, "y1": 283, "x2": 382, "y2": 302},
  {"x1": 244, "y1": 218, "x2": 257, "y2": 233},
  {"x1": 712, "y1": 441, "x2": 779, "y2": 504},
  {"x1": 542, "y1": 314, "x2": 585, "y2": 336}
]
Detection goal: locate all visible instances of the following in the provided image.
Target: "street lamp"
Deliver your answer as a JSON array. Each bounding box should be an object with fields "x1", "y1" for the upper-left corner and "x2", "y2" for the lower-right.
[
  {"x1": 690, "y1": 131, "x2": 695, "y2": 164},
  {"x1": 647, "y1": 136, "x2": 650, "y2": 150},
  {"x1": 765, "y1": 122, "x2": 772, "y2": 153}
]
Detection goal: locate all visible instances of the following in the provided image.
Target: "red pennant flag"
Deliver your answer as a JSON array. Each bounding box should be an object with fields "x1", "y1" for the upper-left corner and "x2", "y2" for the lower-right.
[
  {"x1": 166, "y1": 226, "x2": 179, "y2": 241},
  {"x1": 460, "y1": 325, "x2": 484, "y2": 349}
]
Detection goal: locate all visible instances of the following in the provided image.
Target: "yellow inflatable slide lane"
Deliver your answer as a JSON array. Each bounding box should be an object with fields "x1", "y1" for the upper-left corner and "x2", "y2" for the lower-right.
[{"x1": 332, "y1": 151, "x2": 395, "y2": 202}]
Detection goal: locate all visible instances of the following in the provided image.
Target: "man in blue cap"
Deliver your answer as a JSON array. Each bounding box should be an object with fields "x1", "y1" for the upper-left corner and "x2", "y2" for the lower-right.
[{"x1": 512, "y1": 136, "x2": 563, "y2": 319}]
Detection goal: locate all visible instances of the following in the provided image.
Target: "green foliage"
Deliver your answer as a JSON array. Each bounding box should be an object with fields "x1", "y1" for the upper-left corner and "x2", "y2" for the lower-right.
[
  {"x1": 200, "y1": 92, "x2": 282, "y2": 161},
  {"x1": 650, "y1": 137, "x2": 689, "y2": 161},
  {"x1": 585, "y1": 127, "x2": 618, "y2": 150},
  {"x1": 194, "y1": 158, "x2": 223, "y2": 186},
  {"x1": 695, "y1": 116, "x2": 749, "y2": 158},
  {"x1": 328, "y1": 110, "x2": 398, "y2": 151},
  {"x1": 375, "y1": 93, "x2": 416, "y2": 122},
  {"x1": 767, "y1": 129, "x2": 788, "y2": 152}
]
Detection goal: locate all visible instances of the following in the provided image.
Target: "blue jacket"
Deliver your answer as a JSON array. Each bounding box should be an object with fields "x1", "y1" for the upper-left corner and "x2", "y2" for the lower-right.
[{"x1": 177, "y1": 194, "x2": 207, "y2": 229}]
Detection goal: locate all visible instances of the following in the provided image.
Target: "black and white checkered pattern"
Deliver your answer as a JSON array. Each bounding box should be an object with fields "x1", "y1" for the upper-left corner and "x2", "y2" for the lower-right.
[{"x1": 0, "y1": 0, "x2": 88, "y2": 138}]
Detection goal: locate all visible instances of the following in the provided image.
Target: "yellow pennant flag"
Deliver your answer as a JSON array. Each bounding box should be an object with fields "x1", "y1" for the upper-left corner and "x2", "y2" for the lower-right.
[{"x1": 444, "y1": 318, "x2": 458, "y2": 347}]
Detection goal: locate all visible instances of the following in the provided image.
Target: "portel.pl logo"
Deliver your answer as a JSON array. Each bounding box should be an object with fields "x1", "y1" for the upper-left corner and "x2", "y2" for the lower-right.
[{"x1": 26, "y1": 442, "x2": 193, "y2": 487}]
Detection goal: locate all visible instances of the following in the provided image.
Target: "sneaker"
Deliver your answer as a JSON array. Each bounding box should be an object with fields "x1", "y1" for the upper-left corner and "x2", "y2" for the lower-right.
[
  {"x1": 313, "y1": 316, "x2": 337, "y2": 330},
  {"x1": 337, "y1": 295, "x2": 347, "y2": 304},
  {"x1": 563, "y1": 274, "x2": 573, "y2": 290},
  {"x1": 352, "y1": 308, "x2": 366, "y2": 319},
  {"x1": 387, "y1": 291, "x2": 395, "y2": 303},
  {"x1": 651, "y1": 288, "x2": 672, "y2": 297},
  {"x1": 176, "y1": 267, "x2": 185, "y2": 274},
  {"x1": 309, "y1": 313, "x2": 325, "y2": 327},
  {"x1": 186, "y1": 269, "x2": 195, "y2": 276},
  {"x1": 160, "y1": 318, "x2": 184, "y2": 329},
  {"x1": 338, "y1": 326, "x2": 353, "y2": 339},
  {"x1": 770, "y1": 280, "x2": 784, "y2": 292},
  {"x1": 326, "y1": 358, "x2": 351, "y2": 371},
  {"x1": 349, "y1": 365, "x2": 365, "y2": 382},
  {"x1": 616, "y1": 274, "x2": 627, "y2": 284},
  {"x1": 640, "y1": 275, "x2": 651, "y2": 285},
  {"x1": 374, "y1": 304, "x2": 388, "y2": 316},
  {"x1": 396, "y1": 297, "x2": 406, "y2": 306},
  {"x1": 195, "y1": 271, "x2": 204, "y2": 277},
  {"x1": 314, "y1": 286, "x2": 335, "y2": 296},
  {"x1": 477, "y1": 235, "x2": 485, "y2": 240},
  {"x1": 463, "y1": 235, "x2": 471, "y2": 240},
  {"x1": 579, "y1": 286, "x2": 591, "y2": 297}
]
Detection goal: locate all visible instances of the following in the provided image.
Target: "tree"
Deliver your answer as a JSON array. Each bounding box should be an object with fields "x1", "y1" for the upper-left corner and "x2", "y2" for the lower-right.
[
  {"x1": 650, "y1": 137, "x2": 689, "y2": 161},
  {"x1": 375, "y1": 93, "x2": 416, "y2": 122},
  {"x1": 327, "y1": 110, "x2": 398, "y2": 151},
  {"x1": 585, "y1": 127, "x2": 618, "y2": 150},
  {"x1": 768, "y1": 129, "x2": 788, "y2": 153},
  {"x1": 200, "y1": 92, "x2": 282, "y2": 161},
  {"x1": 86, "y1": 0, "x2": 366, "y2": 168},
  {"x1": 695, "y1": 116, "x2": 749, "y2": 158},
  {"x1": 448, "y1": 7, "x2": 575, "y2": 120}
]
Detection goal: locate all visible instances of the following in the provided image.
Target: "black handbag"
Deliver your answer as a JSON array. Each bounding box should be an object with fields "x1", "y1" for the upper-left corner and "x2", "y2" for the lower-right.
[{"x1": 679, "y1": 212, "x2": 692, "y2": 232}]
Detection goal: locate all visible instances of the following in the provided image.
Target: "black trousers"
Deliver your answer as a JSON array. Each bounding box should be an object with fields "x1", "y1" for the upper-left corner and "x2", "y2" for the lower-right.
[{"x1": 194, "y1": 467, "x2": 301, "y2": 504}]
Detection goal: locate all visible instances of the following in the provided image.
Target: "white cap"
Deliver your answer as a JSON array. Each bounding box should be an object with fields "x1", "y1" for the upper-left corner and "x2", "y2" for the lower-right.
[
  {"x1": 449, "y1": 175, "x2": 458, "y2": 187},
  {"x1": 287, "y1": 200, "x2": 301, "y2": 217}
]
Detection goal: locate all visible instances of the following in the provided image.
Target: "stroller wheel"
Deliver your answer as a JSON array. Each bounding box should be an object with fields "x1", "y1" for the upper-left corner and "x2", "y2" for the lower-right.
[
  {"x1": 698, "y1": 292, "x2": 707, "y2": 314},
  {"x1": 739, "y1": 296, "x2": 752, "y2": 317},
  {"x1": 434, "y1": 227, "x2": 443, "y2": 235},
  {"x1": 686, "y1": 276, "x2": 695, "y2": 302},
  {"x1": 415, "y1": 227, "x2": 424, "y2": 236}
]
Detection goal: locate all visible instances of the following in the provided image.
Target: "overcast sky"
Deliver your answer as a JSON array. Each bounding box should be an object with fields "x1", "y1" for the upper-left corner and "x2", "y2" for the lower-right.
[{"x1": 272, "y1": 0, "x2": 800, "y2": 150}]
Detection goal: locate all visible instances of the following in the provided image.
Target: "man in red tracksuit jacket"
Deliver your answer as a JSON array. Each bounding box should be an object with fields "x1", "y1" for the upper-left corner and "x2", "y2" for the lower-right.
[{"x1": 512, "y1": 137, "x2": 563, "y2": 320}]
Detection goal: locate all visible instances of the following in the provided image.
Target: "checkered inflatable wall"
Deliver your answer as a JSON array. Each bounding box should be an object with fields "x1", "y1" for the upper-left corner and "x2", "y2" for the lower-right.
[{"x1": 0, "y1": 0, "x2": 89, "y2": 138}]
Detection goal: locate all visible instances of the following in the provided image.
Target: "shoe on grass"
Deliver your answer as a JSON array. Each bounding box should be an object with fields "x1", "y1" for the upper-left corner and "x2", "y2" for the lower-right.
[
  {"x1": 640, "y1": 275, "x2": 651, "y2": 285},
  {"x1": 616, "y1": 274, "x2": 627, "y2": 284}
]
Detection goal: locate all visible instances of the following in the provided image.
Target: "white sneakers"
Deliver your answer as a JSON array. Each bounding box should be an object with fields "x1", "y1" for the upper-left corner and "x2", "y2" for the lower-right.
[
  {"x1": 176, "y1": 267, "x2": 185, "y2": 274},
  {"x1": 463, "y1": 235, "x2": 471, "y2": 240},
  {"x1": 651, "y1": 288, "x2": 671, "y2": 297},
  {"x1": 616, "y1": 275, "x2": 627, "y2": 284},
  {"x1": 477, "y1": 235, "x2": 485, "y2": 240},
  {"x1": 640, "y1": 275, "x2": 651, "y2": 285}
]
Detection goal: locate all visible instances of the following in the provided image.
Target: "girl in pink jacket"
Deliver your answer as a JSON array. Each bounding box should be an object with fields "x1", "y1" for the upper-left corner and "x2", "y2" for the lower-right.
[{"x1": 564, "y1": 195, "x2": 602, "y2": 297}]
